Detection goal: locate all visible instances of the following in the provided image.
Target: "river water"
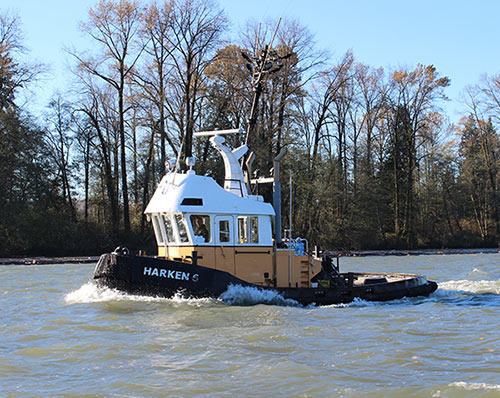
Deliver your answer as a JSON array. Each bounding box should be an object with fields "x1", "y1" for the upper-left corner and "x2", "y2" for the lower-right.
[{"x1": 1, "y1": 253, "x2": 500, "y2": 397}]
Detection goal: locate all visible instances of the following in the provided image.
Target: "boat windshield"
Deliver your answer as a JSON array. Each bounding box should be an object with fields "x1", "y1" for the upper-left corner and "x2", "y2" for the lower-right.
[
  {"x1": 152, "y1": 215, "x2": 165, "y2": 245},
  {"x1": 152, "y1": 213, "x2": 192, "y2": 245},
  {"x1": 174, "y1": 213, "x2": 190, "y2": 243},
  {"x1": 162, "y1": 214, "x2": 175, "y2": 243}
]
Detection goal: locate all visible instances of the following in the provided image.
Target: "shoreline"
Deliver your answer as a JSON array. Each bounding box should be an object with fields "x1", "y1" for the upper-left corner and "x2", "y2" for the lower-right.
[
  {"x1": 0, "y1": 256, "x2": 100, "y2": 265},
  {"x1": 1, "y1": 248, "x2": 498, "y2": 265},
  {"x1": 328, "y1": 248, "x2": 499, "y2": 257}
]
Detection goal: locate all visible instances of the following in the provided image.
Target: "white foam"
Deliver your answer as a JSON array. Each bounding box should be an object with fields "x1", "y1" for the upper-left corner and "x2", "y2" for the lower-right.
[
  {"x1": 337, "y1": 297, "x2": 379, "y2": 308},
  {"x1": 64, "y1": 282, "x2": 215, "y2": 306},
  {"x1": 449, "y1": 382, "x2": 500, "y2": 391},
  {"x1": 66, "y1": 282, "x2": 300, "y2": 308},
  {"x1": 438, "y1": 280, "x2": 500, "y2": 295},
  {"x1": 320, "y1": 297, "x2": 373, "y2": 309},
  {"x1": 219, "y1": 284, "x2": 300, "y2": 307},
  {"x1": 471, "y1": 268, "x2": 488, "y2": 275},
  {"x1": 65, "y1": 279, "x2": 500, "y2": 308},
  {"x1": 322, "y1": 295, "x2": 426, "y2": 309},
  {"x1": 65, "y1": 282, "x2": 125, "y2": 303}
]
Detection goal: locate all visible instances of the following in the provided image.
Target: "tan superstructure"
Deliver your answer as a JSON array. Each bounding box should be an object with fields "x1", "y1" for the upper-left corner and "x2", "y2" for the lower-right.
[{"x1": 157, "y1": 243, "x2": 320, "y2": 287}]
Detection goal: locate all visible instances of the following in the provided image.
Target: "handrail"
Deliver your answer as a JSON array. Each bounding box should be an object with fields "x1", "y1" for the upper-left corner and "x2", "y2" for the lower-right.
[{"x1": 224, "y1": 178, "x2": 244, "y2": 197}]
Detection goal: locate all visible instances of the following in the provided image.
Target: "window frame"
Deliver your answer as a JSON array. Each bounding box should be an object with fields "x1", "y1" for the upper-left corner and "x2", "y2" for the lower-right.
[
  {"x1": 249, "y1": 216, "x2": 259, "y2": 244},
  {"x1": 173, "y1": 213, "x2": 190, "y2": 244},
  {"x1": 237, "y1": 215, "x2": 259, "y2": 245},
  {"x1": 152, "y1": 215, "x2": 165, "y2": 245},
  {"x1": 215, "y1": 216, "x2": 233, "y2": 245},
  {"x1": 161, "y1": 214, "x2": 176, "y2": 244},
  {"x1": 237, "y1": 216, "x2": 248, "y2": 244},
  {"x1": 190, "y1": 214, "x2": 212, "y2": 244}
]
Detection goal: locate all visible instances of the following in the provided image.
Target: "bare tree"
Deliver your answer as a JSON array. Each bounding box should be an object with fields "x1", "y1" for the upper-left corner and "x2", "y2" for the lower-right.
[
  {"x1": 164, "y1": 0, "x2": 228, "y2": 165},
  {"x1": 73, "y1": 66, "x2": 121, "y2": 240},
  {"x1": 134, "y1": 0, "x2": 176, "y2": 173},
  {"x1": 73, "y1": 111, "x2": 94, "y2": 222},
  {"x1": 74, "y1": 0, "x2": 145, "y2": 233},
  {"x1": 354, "y1": 63, "x2": 385, "y2": 178},
  {"x1": 0, "y1": 11, "x2": 43, "y2": 111},
  {"x1": 388, "y1": 64, "x2": 450, "y2": 246},
  {"x1": 463, "y1": 83, "x2": 500, "y2": 240},
  {"x1": 45, "y1": 94, "x2": 77, "y2": 221}
]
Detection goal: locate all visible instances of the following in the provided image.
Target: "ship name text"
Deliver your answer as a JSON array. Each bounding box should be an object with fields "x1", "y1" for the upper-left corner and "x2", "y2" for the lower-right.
[{"x1": 143, "y1": 266, "x2": 196, "y2": 281}]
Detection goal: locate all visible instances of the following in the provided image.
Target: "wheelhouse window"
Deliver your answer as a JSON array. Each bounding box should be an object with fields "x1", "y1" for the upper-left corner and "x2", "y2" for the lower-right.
[
  {"x1": 250, "y1": 216, "x2": 259, "y2": 243},
  {"x1": 237, "y1": 216, "x2": 259, "y2": 244},
  {"x1": 174, "y1": 213, "x2": 190, "y2": 243},
  {"x1": 152, "y1": 215, "x2": 165, "y2": 245},
  {"x1": 190, "y1": 215, "x2": 211, "y2": 243},
  {"x1": 162, "y1": 214, "x2": 175, "y2": 243},
  {"x1": 219, "y1": 220, "x2": 230, "y2": 242},
  {"x1": 238, "y1": 216, "x2": 248, "y2": 243}
]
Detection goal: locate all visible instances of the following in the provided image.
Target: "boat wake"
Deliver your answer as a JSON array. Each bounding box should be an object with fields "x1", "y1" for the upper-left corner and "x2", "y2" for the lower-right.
[
  {"x1": 65, "y1": 279, "x2": 500, "y2": 308},
  {"x1": 65, "y1": 282, "x2": 302, "y2": 308},
  {"x1": 65, "y1": 282, "x2": 129, "y2": 303},
  {"x1": 448, "y1": 381, "x2": 500, "y2": 392},
  {"x1": 438, "y1": 279, "x2": 500, "y2": 294},
  {"x1": 427, "y1": 279, "x2": 500, "y2": 307},
  {"x1": 219, "y1": 284, "x2": 301, "y2": 307},
  {"x1": 317, "y1": 279, "x2": 500, "y2": 309},
  {"x1": 64, "y1": 282, "x2": 217, "y2": 307}
]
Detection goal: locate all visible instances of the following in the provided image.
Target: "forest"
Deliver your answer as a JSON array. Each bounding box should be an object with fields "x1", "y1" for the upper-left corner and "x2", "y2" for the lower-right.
[{"x1": 1, "y1": 0, "x2": 499, "y2": 257}]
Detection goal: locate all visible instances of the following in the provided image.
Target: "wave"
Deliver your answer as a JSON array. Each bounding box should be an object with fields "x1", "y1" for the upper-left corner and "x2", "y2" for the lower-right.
[
  {"x1": 66, "y1": 282, "x2": 431, "y2": 309},
  {"x1": 219, "y1": 284, "x2": 301, "y2": 307},
  {"x1": 321, "y1": 279, "x2": 500, "y2": 308},
  {"x1": 64, "y1": 282, "x2": 216, "y2": 307},
  {"x1": 428, "y1": 279, "x2": 500, "y2": 308},
  {"x1": 449, "y1": 382, "x2": 500, "y2": 391},
  {"x1": 65, "y1": 282, "x2": 127, "y2": 303},
  {"x1": 65, "y1": 282, "x2": 299, "y2": 308},
  {"x1": 230, "y1": 278, "x2": 500, "y2": 308},
  {"x1": 437, "y1": 279, "x2": 500, "y2": 295},
  {"x1": 320, "y1": 295, "x2": 433, "y2": 309},
  {"x1": 65, "y1": 278, "x2": 500, "y2": 309},
  {"x1": 467, "y1": 267, "x2": 493, "y2": 279}
]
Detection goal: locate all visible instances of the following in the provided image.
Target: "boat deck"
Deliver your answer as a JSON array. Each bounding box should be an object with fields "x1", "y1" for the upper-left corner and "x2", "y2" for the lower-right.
[{"x1": 351, "y1": 272, "x2": 419, "y2": 286}]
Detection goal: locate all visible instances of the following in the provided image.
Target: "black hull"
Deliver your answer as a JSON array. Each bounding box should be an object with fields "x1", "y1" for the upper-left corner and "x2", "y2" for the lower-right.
[{"x1": 93, "y1": 253, "x2": 438, "y2": 306}]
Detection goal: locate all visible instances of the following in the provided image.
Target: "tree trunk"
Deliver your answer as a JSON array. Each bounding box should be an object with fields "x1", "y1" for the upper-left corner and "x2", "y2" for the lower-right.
[
  {"x1": 86, "y1": 108, "x2": 119, "y2": 241},
  {"x1": 118, "y1": 72, "x2": 130, "y2": 233}
]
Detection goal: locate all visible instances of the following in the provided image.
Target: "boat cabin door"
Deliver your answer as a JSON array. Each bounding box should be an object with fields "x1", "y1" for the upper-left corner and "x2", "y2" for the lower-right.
[{"x1": 214, "y1": 216, "x2": 235, "y2": 274}]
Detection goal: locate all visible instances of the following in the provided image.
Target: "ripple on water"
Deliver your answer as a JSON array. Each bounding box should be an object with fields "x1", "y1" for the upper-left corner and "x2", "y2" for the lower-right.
[
  {"x1": 439, "y1": 279, "x2": 500, "y2": 295},
  {"x1": 2, "y1": 257, "x2": 500, "y2": 397}
]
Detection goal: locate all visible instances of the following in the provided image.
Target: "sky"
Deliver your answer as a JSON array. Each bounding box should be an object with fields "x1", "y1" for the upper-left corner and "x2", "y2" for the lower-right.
[{"x1": 3, "y1": 0, "x2": 500, "y2": 123}]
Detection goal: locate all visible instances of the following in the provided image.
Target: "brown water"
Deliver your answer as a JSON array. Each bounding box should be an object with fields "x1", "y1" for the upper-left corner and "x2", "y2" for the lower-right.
[{"x1": 1, "y1": 253, "x2": 500, "y2": 397}]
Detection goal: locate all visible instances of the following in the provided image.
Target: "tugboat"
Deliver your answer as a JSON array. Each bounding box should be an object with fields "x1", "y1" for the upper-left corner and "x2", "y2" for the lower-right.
[
  {"x1": 93, "y1": 38, "x2": 437, "y2": 305},
  {"x1": 93, "y1": 128, "x2": 437, "y2": 305}
]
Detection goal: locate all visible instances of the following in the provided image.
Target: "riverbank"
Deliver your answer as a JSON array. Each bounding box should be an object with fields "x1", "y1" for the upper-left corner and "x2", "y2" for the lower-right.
[
  {"x1": 0, "y1": 256, "x2": 100, "y2": 265},
  {"x1": 330, "y1": 248, "x2": 499, "y2": 257}
]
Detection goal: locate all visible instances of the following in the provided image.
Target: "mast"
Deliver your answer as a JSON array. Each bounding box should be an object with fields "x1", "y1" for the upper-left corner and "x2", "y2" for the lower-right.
[
  {"x1": 242, "y1": 18, "x2": 284, "y2": 148},
  {"x1": 242, "y1": 19, "x2": 293, "y2": 243}
]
